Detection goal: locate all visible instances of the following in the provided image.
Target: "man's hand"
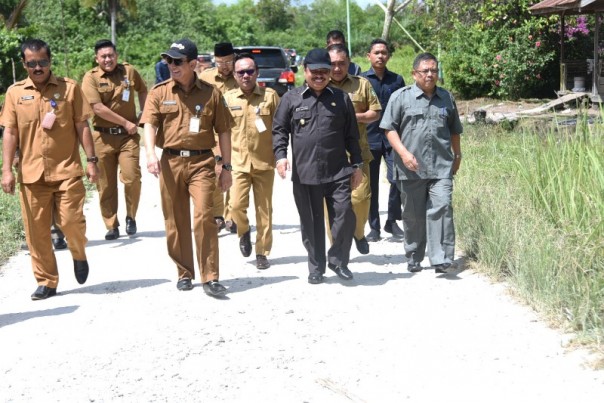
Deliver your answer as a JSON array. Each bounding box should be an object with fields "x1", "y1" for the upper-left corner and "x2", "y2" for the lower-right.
[
  {"x1": 219, "y1": 168, "x2": 232, "y2": 192},
  {"x1": 1, "y1": 170, "x2": 16, "y2": 195},
  {"x1": 351, "y1": 168, "x2": 363, "y2": 190},
  {"x1": 276, "y1": 159, "x2": 290, "y2": 179},
  {"x1": 124, "y1": 120, "x2": 138, "y2": 135},
  {"x1": 401, "y1": 150, "x2": 419, "y2": 172},
  {"x1": 147, "y1": 153, "x2": 161, "y2": 178},
  {"x1": 86, "y1": 162, "x2": 99, "y2": 183},
  {"x1": 453, "y1": 157, "x2": 461, "y2": 175}
]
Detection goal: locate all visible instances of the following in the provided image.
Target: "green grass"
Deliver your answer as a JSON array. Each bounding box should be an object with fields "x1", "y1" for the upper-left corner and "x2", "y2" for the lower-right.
[
  {"x1": 0, "y1": 139, "x2": 25, "y2": 265},
  {"x1": 455, "y1": 119, "x2": 604, "y2": 348}
]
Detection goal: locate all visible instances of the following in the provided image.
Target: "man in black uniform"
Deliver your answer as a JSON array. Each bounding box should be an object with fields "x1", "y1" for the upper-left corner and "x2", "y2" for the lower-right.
[{"x1": 273, "y1": 48, "x2": 363, "y2": 285}]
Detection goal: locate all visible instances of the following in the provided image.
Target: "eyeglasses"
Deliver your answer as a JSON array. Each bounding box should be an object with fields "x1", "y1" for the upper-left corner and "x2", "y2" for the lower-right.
[
  {"x1": 24, "y1": 59, "x2": 50, "y2": 69},
  {"x1": 309, "y1": 68, "x2": 330, "y2": 75},
  {"x1": 163, "y1": 56, "x2": 185, "y2": 66},
  {"x1": 235, "y1": 69, "x2": 255, "y2": 77},
  {"x1": 216, "y1": 61, "x2": 234, "y2": 67},
  {"x1": 415, "y1": 68, "x2": 439, "y2": 75}
]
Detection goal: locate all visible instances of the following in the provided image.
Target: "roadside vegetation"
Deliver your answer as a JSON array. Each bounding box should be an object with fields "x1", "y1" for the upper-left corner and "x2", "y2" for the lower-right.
[{"x1": 455, "y1": 118, "x2": 604, "y2": 352}]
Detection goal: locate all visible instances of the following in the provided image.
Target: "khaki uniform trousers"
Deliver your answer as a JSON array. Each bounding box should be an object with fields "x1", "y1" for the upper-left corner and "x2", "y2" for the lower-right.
[
  {"x1": 19, "y1": 176, "x2": 88, "y2": 287},
  {"x1": 94, "y1": 133, "x2": 142, "y2": 229},
  {"x1": 326, "y1": 163, "x2": 371, "y2": 243},
  {"x1": 229, "y1": 168, "x2": 274, "y2": 256},
  {"x1": 159, "y1": 152, "x2": 219, "y2": 283}
]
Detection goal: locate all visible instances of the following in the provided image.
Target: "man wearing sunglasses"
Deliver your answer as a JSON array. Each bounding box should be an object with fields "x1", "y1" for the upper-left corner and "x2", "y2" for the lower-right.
[
  {"x1": 82, "y1": 39, "x2": 148, "y2": 241},
  {"x1": 140, "y1": 38, "x2": 234, "y2": 297},
  {"x1": 0, "y1": 39, "x2": 99, "y2": 300},
  {"x1": 273, "y1": 48, "x2": 363, "y2": 285},
  {"x1": 223, "y1": 53, "x2": 280, "y2": 271},
  {"x1": 200, "y1": 42, "x2": 239, "y2": 235},
  {"x1": 381, "y1": 52, "x2": 463, "y2": 275}
]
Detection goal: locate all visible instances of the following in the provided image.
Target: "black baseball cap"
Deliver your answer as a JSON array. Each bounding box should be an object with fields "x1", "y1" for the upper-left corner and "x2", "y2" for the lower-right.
[
  {"x1": 161, "y1": 39, "x2": 198, "y2": 60},
  {"x1": 305, "y1": 48, "x2": 332, "y2": 70}
]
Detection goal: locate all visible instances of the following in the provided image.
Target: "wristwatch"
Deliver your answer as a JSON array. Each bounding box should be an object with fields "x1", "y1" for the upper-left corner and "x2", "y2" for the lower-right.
[
  {"x1": 222, "y1": 163, "x2": 233, "y2": 171},
  {"x1": 352, "y1": 162, "x2": 363, "y2": 169},
  {"x1": 87, "y1": 156, "x2": 99, "y2": 163},
  {"x1": 215, "y1": 155, "x2": 223, "y2": 163},
  {"x1": 454, "y1": 154, "x2": 462, "y2": 159}
]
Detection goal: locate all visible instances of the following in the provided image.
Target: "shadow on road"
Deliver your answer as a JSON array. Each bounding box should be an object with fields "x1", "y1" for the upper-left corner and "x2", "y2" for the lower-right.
[
  {"x1": 62, "y1": 278, "x2": 170, "y2": 295},
  {"x1": 222, "y1": 275, "x2": 299, "y2": 294},
  {"x1": 0, "y1": 305, "x2": 79, "y2": 328}
]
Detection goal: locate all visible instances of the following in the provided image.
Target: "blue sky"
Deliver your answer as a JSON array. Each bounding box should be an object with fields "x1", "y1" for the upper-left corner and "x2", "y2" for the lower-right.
[{"x1": 212, "y1": 0, "x2": 374, "y2": 9}]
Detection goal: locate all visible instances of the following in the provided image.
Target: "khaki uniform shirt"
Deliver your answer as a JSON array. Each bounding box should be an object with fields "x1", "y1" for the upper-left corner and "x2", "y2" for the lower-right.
[
  {"x1": 330, "y1": 75, "x2": 381, "y2": 163},
  {"x1": 139, "y1": 78, "x2": 233, "y2": 150},
  {"x1": 81, "y1": 63, "x2": 147, "y2": 127},
  {"x1": 198, "y1": 67, "x2": 238, "y2": 94},
  {"x1": 0, "y1": 74, "x2": 92, "y2": 183},
  {"x1": 224, "y1": 86, "x2": 279, "y2": 172}
]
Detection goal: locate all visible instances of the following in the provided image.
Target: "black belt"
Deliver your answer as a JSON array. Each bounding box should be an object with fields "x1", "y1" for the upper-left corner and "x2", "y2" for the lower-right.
[
  {"x1": 164, "y1": 148, "x2": 212, "y2": 157},
  {"x1": 94, "y1": 126, "x2": 127, "y2": 135}
]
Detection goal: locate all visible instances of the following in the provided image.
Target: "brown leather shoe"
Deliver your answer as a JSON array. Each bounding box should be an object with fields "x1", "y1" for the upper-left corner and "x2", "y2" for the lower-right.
[
  {"x1": 31, "y1": 285, "x2": 57, "y2": 300},
  {"x1": 256, "y1": 255, "x2": 270, "y2": 270},
  {"x1": 239, "y1": 230, "x2": 252, "y2": 257}
]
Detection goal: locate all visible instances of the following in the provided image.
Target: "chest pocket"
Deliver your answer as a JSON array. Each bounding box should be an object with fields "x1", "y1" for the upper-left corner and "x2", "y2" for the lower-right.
[
  {"x1": 229, "y1": 108, "x2": 245, "y2": 118},
  {"x1": 293, "y1": 110, "x2": 311, "y2": 132},
  {"x1": 159, "y1": 104, "x2": 179, "y2": 121},
  {"x1": 349, "y1": 93, "x2": 365, "y2": 113},
  {"x1": 16, "y1": 96, "x2": 38, "y2": 124}
]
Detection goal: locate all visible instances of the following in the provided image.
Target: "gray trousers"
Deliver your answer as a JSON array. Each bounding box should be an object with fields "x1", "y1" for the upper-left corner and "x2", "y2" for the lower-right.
[{"x1": 397, "y1": 178, "x2": 455, "y2": 266}]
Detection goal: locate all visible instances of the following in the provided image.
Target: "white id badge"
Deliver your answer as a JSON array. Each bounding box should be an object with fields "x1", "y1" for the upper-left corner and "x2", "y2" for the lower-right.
[
  {"x1": 255, "y1": 117, "x2": 267, "y2": 133},
  {"x1": 189, "y1": 117, "x2": 200, "y2": 133},
  {"x1": 41, "y1": 112, "x2": 56, "y2": 129},
  {"x1": 122, "y1": 89, "x2": 130, "y2": 102}
]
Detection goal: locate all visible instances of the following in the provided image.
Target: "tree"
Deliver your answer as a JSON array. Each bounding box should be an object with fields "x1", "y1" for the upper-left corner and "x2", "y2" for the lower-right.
[
  {"x1": 373, "y1": 0, "x2": 412, "y2": 41},
  {"x1": 80, "y1": 0, "x2": 137, "y2": 46}
]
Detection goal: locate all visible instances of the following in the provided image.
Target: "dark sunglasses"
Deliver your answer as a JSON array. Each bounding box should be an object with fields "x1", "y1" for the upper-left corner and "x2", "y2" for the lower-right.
[
  {"x1": 235, "y1": 69, "x2": 255, "y2": 77},
  {"x1": 163, "y1": 56, "x2": 185, "y2": 66},
  {"x1": 24, "y1": 59, "x2": 50, "y2": 69}
]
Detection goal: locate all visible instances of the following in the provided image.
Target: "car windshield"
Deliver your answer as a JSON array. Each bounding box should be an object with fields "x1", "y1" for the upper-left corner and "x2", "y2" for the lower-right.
[{"x1": 242, "y1": 49, "x2": 286, "y2": 69}]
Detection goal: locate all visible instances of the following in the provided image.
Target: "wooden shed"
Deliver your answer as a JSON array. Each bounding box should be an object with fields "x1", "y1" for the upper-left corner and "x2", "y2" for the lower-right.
[{"x1": 530, "y1": 0, "x2": 604, "y2": 101}]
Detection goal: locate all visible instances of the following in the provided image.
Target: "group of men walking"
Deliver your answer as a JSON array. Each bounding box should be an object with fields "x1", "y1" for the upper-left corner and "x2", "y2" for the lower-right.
[{"x1": 0, "y1": 32, "x2": 462, "y2": 300}]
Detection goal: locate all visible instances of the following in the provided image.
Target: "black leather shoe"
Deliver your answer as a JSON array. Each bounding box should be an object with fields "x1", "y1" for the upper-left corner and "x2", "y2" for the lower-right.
[
  {"x1": 215, "y1": 217, "x2": 226, "y2": 232},
  {"x1": 239, "y1": 230, "x2": 252, "y2": 257},
  {"x1": 434, "y1": 263, "x2": 452, "y2": 274},
  {"x1": 226, "y1": 220, "x2": 237, "y2": 234},
  {"x1": 52, "y1": 237, "x2": 67, "y2": 250},
  {"x1": 125, "y1": 216, "x2": 137, "y2": 235},
  {"x1": 73, "y1": 259, "x2": 89, "y2": 284},
  {"x1": 176, "y1": 278, "x2": 193, "y2": 291},
  {"x1": 202, "y1": 280, "x2": 227, "y2": 297},
  {"x1": 384, "y1": 220, "x2": 404, "y2": 239},
  {"x1": 329, "y1": 263, "x2": 354, "y2": 280},
  {"x1": 354, "y1": 237, "x2": 370, "y2": 254},
  {"x1": 256, "y1": 254, "x2": 270, "y2": 270},
  {"x1": 407, "y1": 262, "x2": 423, "y2": 273},
  {"x1": 105, "y1": 228, "x2": 119, "y2": 240},
  {"x1": 308, "y1": 271, "x2": 324, "y2": 284},
  {"x1": 366, "y1": 229, "x2": 381, "y2": 242},
  {"x1": 31, "y1": 285, "x2": 57, "y2": 300}
]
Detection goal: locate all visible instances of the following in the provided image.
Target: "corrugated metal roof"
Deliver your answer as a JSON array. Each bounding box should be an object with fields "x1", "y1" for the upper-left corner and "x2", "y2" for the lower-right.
[{"x1": 530, "y1": 0, "x2": 604, "y2": 15}]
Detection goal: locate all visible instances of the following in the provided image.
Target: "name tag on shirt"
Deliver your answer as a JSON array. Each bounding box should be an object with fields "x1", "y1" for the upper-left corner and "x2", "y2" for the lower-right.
[
  {"x1": 163, "y1": 100, "x2": 177, "y2": 105},
  {"x1": 230, "y1": 106, "x2": 242, "y2": 111},
  {"x1": 295, "y1": 106, "x2": 309, "y2": 112},
  {"x1": 189, "y1": 117, "x2": 200, "y2": 133},
  {"x1": 20, "y1": 95, "x2": 35, "y2": 101}
]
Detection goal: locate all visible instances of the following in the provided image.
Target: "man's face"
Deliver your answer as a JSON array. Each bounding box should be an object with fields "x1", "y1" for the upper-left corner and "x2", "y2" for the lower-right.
[
  {"x1": 233, "y1": 58, "x2": 257, "y2": 94},
  {"x1": 412, "y1": 59, "x2": 439, "y2": 94},
  {"x1": 329, "y1": 50, "x2": 349, "y2": 83},
  {"x1": 367, "y1": 43, "x2": 390, "y2": 70},
  {"x1": 215, "y1": 54, "x2": 234, "y2": 77},
  {"x1": 304, "y1": 66, "x2": 330, "y2": 93},
  {"x1": 23, "y1": 48, "x2": 51, "y2": 87},
  {"x1": 164, "y1": 55, "x2": 196, "y2": 85},
  {"x1": 95, "y1": 46, "x2": 118, "y2": 73}
]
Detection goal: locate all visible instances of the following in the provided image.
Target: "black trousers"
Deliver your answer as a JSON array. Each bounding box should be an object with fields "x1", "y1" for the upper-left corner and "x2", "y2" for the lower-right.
[
  {"x1": 369, "y1": 145, "x2": 402, "y2": 231},
  {"x1": 293, "y1": 176, "x2": 355, "y2": 273}
]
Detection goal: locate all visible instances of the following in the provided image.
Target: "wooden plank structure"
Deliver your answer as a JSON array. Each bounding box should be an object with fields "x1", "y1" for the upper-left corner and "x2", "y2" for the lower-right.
[{"x1": 530, "y1": 0, "x2": 604, "y2": 101}]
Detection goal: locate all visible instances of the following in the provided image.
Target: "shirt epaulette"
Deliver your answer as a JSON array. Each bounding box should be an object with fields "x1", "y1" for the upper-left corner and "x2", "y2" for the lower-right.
[
  {"x1": 11, "y1": 79, "x2": 27, "y2": 87},
  {"x1": 151, "y1": 78, "x2": 173, "y2": 90},
  {"x1": 401, "y1": 85, "x2": 413, "y2": 92},
  {"x1": 56, "y1": 76, "x2": 78, "y2": 85},
  {"x1": 197, "y1": 78, "x2": 215, "y2": 90}
]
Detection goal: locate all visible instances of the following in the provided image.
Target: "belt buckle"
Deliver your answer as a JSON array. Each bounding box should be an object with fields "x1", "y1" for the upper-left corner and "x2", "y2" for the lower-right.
[
  {"x1": 179, "y1": 150, "x2": 191, "y2": 157},
  {"x1": 109, "y1": 127, "x2": 120, "y2": 135}
]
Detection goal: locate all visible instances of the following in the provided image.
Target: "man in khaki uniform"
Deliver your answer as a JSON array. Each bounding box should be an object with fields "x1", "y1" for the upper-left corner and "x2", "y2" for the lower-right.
[
  {"x1": 327, "y1": 44, "x2": 381, "y2": 254},
  {"x1": 199, "y1": 42, "x2": 238, "y2": 233},
  {"x1": 0, "y1": 39, "x2": 98, "y2": 300},
  {"x1": 141, "y1": 38, "x2": 233, "y2": 297},
  {"x1": 224, "y1": 53, "x2": 280, "y2": 270},
  {"x1": 82, "y1": 39, "x2": 147, "y2": 240}
]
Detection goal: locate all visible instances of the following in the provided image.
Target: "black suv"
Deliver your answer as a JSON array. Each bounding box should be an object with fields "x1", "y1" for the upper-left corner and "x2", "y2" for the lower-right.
[{"x1": 234, "y1": 46, "x2": 298, "y2": 96}]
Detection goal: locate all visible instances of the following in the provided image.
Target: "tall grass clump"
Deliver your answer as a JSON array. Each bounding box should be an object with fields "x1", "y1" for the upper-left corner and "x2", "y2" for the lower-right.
[{"x1": 455, "y1": 119, "x2": 604, "y2": 344}]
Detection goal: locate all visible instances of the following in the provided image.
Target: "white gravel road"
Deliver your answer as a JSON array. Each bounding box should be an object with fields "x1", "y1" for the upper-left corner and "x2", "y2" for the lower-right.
[{"x1": 0, "y1": 148, "x2": 603, "y2": 402}]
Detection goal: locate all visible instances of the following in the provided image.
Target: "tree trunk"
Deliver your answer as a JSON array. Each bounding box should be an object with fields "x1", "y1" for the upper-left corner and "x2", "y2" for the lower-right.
[
  {"x1": 381, "y1": 0, "x2": 396, "y2": 41},
  {"x1": 111, "y1": 0, "x2": 117, "y2": 45}
]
